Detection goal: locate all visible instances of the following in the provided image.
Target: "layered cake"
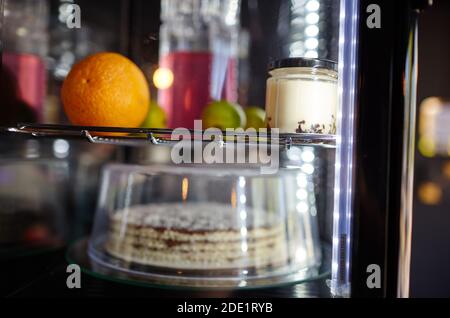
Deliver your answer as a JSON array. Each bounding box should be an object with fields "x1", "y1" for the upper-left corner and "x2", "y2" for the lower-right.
[{"x1": 105, "y1": 202, "x2": 289, "y2": 270}]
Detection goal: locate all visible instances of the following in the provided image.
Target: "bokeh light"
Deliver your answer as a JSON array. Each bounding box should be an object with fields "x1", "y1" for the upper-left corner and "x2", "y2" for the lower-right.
[
  {"x1": 153, "y1": 67, "x2": 174, "y2": 90},
  {"x1": 418, "y1": 182, "x2": 442, "y2": 206},
  {"x1": 443, "y1": 161, "x2": 450, "y2": 179}
]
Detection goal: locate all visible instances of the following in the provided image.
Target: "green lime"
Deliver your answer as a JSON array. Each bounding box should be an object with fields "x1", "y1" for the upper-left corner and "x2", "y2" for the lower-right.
[
  {"x1": 202, "y1": 100, "x2": 246, "y2": 130},
  {"x1": 244, "y1": 106, "x2": 266, "y2": 130},
  {"x1": 141, "y1": 100, "x2": 168, "y2": 129}
]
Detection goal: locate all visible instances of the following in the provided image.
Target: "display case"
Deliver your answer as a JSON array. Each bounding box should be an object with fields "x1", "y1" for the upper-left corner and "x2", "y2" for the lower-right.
[{"x1": 0, "y1": 0, "x2": 431, "y2": 298}]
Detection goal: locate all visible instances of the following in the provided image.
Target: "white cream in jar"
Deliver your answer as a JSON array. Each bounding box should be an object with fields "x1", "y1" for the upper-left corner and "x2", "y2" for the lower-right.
[{"x1": 265, "y1": 58, "x2": 338, "y2": 134}]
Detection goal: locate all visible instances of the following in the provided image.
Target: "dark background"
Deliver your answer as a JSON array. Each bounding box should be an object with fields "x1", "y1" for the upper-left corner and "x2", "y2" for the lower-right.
[{"x1": 411, "y1": 0, "x2": 450, "y2": 298}]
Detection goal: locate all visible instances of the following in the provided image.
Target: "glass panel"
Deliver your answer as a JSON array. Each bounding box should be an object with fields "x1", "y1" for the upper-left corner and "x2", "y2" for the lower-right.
[{"x1": 0, "y1": 0, "x2": 361, "y2": 297}]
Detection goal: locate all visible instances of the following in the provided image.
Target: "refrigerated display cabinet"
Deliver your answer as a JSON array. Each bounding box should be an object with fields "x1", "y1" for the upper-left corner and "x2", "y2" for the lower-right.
[{"x1": 0, "y1": 0, "x2": 431, "y2": 298}]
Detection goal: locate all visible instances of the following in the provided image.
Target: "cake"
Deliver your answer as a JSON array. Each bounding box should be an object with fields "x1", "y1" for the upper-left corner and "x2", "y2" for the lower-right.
[{"x1": 105, "y1": 202, "x2": 289, "y2": 270}]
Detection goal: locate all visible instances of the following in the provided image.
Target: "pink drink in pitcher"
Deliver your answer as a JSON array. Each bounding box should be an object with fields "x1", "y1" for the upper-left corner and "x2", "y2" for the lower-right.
[
  {"x1": 158, "y1": 51, "x2": 237, "y2": 129},
  {"x1": 2, "y1": 52, "x2": 47, "y2": 122}
]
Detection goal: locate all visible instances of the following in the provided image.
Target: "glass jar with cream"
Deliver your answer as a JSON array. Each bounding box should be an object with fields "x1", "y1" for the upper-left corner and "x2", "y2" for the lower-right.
[{"x1": 265, "y1": 58, "x2": 338, "y2": 134}]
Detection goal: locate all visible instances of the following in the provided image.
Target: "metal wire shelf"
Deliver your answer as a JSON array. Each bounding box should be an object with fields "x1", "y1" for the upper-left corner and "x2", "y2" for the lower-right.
[{"x1": 4, "y1": 123, "x2": 337, "y2": 148}]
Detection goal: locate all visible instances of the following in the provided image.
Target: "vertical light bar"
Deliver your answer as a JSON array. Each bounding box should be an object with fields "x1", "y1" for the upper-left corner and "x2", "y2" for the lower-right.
[{"x1": 330, "y1": 0, "x2": 359, "y2": 298}]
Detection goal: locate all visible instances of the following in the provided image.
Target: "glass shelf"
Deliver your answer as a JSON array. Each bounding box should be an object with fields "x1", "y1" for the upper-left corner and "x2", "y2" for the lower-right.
[{"x1": 67, "y1": 238, "x2": 331, "y2": 291}]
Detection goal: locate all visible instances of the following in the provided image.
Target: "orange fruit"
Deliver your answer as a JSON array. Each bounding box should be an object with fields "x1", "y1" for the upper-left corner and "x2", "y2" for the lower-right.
[{"x1": 61, "y1": 52, "x2": 150, "y2": 128}]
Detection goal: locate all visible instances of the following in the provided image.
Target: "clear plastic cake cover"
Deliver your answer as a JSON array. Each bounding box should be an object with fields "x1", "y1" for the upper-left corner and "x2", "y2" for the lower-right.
[{"x1": 87, "y1": 157, "x2": 331, "y2": 288}]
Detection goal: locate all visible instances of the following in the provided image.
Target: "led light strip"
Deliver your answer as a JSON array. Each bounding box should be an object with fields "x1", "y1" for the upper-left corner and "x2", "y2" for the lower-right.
[{"x1": 330, "y1": 0, "x2": 359, "y2": 298}]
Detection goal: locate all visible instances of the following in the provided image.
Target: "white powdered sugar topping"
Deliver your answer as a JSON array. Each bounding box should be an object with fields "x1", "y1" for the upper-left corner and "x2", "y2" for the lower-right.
[{"x1": 112, "y1": 202, "x2": 278, "y2": 231}]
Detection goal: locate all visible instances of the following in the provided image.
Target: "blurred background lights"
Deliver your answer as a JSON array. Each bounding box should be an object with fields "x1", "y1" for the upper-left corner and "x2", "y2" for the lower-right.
[
  {"x1": 443, "y1": 161, "x2": 450, "y2": 179},
  {"x1": 301, "y1": 150, "x2": 315, "y2": 162},
  {"x1": 182, "y1": 177, "x2": 189, "y2": 201},
  {"x1": 238, "y1": 280, "x2": 247, "y2": 287},
  {"x1": 297, "y1": 174, "x2": 308, "y2": 188},
  {"x1": 53, "y1": 139, "x2": 70, "y2": 159},
  {"x1": 16, "y1": 27, "x2": 28, "y2": 37},
  {"x1": 306, "y1": 0, "x2": 320, "y2": 11},
  {"x1": 238, "y1": 177, "x2": 246, "y2": 188},
  {"x1": 296, "y1": 202, "x2": 309, "y2": 214},
  {"x1": 289, "y1": 0, "x2": 324, "y2": 58},
  {"x1": 418, "y1": 97, "x2": 450, "y2": 157},
  {"x1": 418, "y1": 137, "x2": 436, "y2": 158},
  {"x1": 306, "y1": 12, "x2": 320, "y2": 24},
  {"x1": 287, "y1": 147, "x2": 302, "y2": 161},
  {"x1": 305, "y1": 51, "x2": 319, "y2": 58},
  {"x1": 296, "y1": 189, "x2": 308, "y2": 200},
  {"x1": 231, "y1": 188, "x2": 237, "y2": 208},
  {"x1": 418, "y1": 182, "x2": 442, "y2": 206},
  {"x1": 301, "y1": 163, "x2": 315, "y2": 175},
  {"x1": 153, "y1": 67, "x2": 174, "y2": 90},
  {"x1": 305, "y1": 38, "x2": 319, "y2": 50},
  {"x1": 305, "y1": 25, "x2": 320, "y2": 37}
]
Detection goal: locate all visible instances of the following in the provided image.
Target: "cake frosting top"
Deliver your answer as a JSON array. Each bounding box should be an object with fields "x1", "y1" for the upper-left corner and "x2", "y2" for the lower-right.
[{"x1": 111, "y1": 202, "x2": 279, "y2": 232}]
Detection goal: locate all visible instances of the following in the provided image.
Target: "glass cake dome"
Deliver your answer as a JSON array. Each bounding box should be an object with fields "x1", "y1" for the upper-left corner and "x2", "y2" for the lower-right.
[{"x1": 88, "y1": 163, "x2": 324, "y2": 288}]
